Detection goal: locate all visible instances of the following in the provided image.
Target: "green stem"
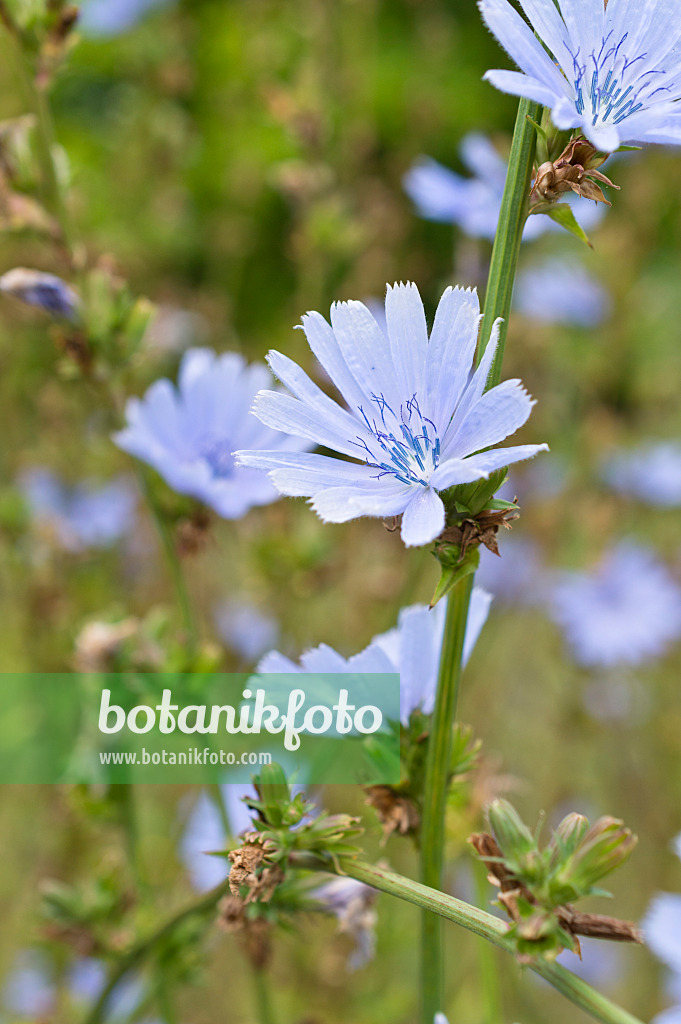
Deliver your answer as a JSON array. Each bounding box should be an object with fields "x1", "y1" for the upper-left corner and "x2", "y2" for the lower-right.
[
  {"x1": 134, "y1": 464, "x2": 200, "y2": 658},
  {"x1": 252, "y1": 966, "x2": 276, "y2": 1024},
  {"x1": 2, "y1": 28, "x2": 76, "y2": 261},
  {"x1": 478, "y1": 97, "x2": 542, "y2": 384},
  {"x1": 419, "y1": 574, "x2": 474, "y2": 1021},
  {"x1": 83, "y1": 879, "x2": 231, "y2": 1024},
  {"x1": 341, "y1": 860, "x2": 643, "y2": 1024},
  {"x1": 474, "y1": 858, "x2": 503, "y2": 1024},
  {"x1": 419, "y1": 97, "x2": 541, "y2": 1022}
]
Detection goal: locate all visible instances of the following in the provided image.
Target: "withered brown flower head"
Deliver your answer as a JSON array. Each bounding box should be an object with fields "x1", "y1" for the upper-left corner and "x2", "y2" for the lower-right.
[{"x1": 531, "y1": 138, "x2": 619, "y2": 208}]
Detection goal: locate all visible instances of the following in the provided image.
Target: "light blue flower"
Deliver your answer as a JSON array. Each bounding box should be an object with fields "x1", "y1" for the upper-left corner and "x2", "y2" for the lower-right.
[
  {"x1": 1, "y1": 952, "x2": 144, "y2": 1019},
  {"x1": 114, "y1": 348, "x2": 310, "y2": 519},
  {"x1": 258, "y1": 587, "x2": 492, "y2": 726},
  {"x1": 19, "y1": 468, "x2": 136, "y2": 552},
  {"x1": 214, "y1": 601, "x2": 279, "y2": 663},
  {"x1": 78, "y1": 0, "x2": 174, "y2": 37},
  {"x1": 312, "y1": 877, "x2": 377, "y2": 970},
  {"x1": 602, "y1": 442, "x2": 681, "y2": 507},
  {"x1": 514, "y1": 258, "x2": 611, "y2": 326},
  {"x1": 479, "y1": 0, "x2": 681, "y2": 151},
  {"x1": 237, "y1": 283, "x2": 548, "y2": 547},
  {"x1": 643, "y1": 833, "x2": 681, "y2": 1024},
  {"x1": 476, "y1": 536, "x2": 546, "y2": 605},
  {"x1": 550, "y1": 542, "x2": 681, "y2": 668},
  {"x1": 404, "y1": 134, "x2": 603, "y2": 240}
]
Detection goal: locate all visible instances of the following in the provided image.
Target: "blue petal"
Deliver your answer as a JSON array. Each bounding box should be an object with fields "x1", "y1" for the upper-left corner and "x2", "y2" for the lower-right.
[
  {"x1": 459, "y1": 443, "x2": 549, "y2": 476},
  {"x1": 311, "y1": 480, "x2": 412, "y2": 523},
  {"x1": 478, "y1": 0, "x2": 572, "y2": 96},
  {"x1": 483, "y1": 69, "x2": 564, "y2": 108},
  {"x1": 426, "y1": 286, "x2": 481, "y2": 437},
  {"x1": 430, "y1": 457, "x2": 489, "y2": 491},
  {"x1": 235, "y1": 450, "x2": 378, "y2": 496},
  {"x1": 251, "y1": 390, "x2": 364, "y2": 458},
  {"x1": 299, "y1": 311, "x2": 368, "y2": 414},
  {"x1": 385, "y1": 282, "x2": 428, "y2": 398},
  {"x1": 446, "y1": 379, "x2": 537, "y2": 459},
  {"x1": 329, "y1": 299, "x2": 402, "y2": 408},
  {"x1": 400, "y1": 487, "x2": 445, "y2": 547}
]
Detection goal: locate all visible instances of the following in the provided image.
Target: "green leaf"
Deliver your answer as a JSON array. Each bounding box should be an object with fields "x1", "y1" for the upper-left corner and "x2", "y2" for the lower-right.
[
  {"x1": 530, "y1": 202, "x2": 593, "y2": 248},
  {"x1": 430, "y1": 548, "x2": 479, "y2": 608}
]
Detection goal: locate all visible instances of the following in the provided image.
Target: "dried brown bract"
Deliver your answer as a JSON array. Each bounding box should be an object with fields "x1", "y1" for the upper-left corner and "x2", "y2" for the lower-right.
[
  {"x1": 365, "y1": 785, "x2": 420, "y2": 841},
  {"x1": 438, "y1": 505, "x2": 518, "y2": 561},
  {"x1": 469, "y1": 831, "x2": 642, "y2": 952},
  {"x1": 228, "y1": 832, "x2": 283, "y2": 903},
  {"x1": 531, "y1": 138, "x2": 620, "y2": 207}
]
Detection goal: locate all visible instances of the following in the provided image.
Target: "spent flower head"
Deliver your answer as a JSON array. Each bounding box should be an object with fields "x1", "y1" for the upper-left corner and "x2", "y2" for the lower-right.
[
  {"x1": 114, "y1": 348, "x2": 311, "y2": 519},
  {"x1": 404, "y1": 133, "x2": 603, "y2": 241},
  {"x1": 479, "y1": 0, "x2": 681, "y2": 151},
  {"x1": 237, "y1": 283, "x2": 547, "y2": 547}
]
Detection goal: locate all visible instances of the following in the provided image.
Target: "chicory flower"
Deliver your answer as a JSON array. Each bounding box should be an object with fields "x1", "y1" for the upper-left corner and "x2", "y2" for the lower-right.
[
  {"x1": 479, "y1": 0, "x2": 681, "y2": 151},
  {"x1": 259, "y1": 587, "x2": 492, "y2": 726},
  {"x1": 114, "y1": 348, "x2": 310, "y2": 519},
  {"x1": 237, "y1": 283, "x2": 547, "y2": 547}
]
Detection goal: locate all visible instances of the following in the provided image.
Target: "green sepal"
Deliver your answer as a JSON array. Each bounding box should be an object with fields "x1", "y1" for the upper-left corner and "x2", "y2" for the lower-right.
[
  {"x1": 529, "y1": 202, "x2": 593, "y2": 249},
  {"x1": 430, "y1": 547, "x2": 479, "y2": 609}
]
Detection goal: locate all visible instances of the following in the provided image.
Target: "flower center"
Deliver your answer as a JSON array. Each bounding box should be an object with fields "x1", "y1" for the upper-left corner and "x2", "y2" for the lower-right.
[
  {"x1": 199, "y1": 438, "x2": 235, "y2": 478},
  {"x1": 566, "y1": 31, "x2": 669, "y2": 126},
  {"x1": 351, "y1": 394, "x2": 440, "y2": 487}
]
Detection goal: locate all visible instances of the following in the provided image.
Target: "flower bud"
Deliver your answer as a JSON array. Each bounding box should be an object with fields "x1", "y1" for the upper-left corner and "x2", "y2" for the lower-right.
[
  {"x1": 487, "y1": 799, "x2": 535, "y2": 862},
  {"x1": 552, "y1": 816, "x2": 637, "y2": 900},
  {"x1": 0, "y1": 267, "x2": 79, "y2": 320}
]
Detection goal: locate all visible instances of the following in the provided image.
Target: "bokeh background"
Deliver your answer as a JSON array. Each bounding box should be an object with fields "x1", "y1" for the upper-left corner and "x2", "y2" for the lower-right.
[{"x1": 1, "y1": 1, "x2": 681, "y2": 1022}]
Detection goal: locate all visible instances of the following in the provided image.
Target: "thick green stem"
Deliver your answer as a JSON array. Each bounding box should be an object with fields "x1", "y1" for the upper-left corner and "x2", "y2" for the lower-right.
[
  {"x1": 478, "y1": 97, "x2": 542, "y2": 383},
  {"x1": 252, "y1": 967, "x2": 276, "y2": 1024},
  {"x1": 342, "y1": 860, "x2": 643, "y2": 1024},
  {"x1": 419, "y1": 97, "x2": 541, "y2": 1022},
  {"x1": 419, "y1": 574, "x2": 474, "y2": 1020}
]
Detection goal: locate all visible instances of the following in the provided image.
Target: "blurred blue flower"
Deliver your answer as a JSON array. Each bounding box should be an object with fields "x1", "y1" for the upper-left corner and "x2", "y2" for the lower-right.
[
  {"x1": 602, "y1": 442, "x2": 681, "y2": 507},
  {"x1": 403, "y1": 134, "x2": 603, "y2": 241},
  {"x1": 555, "y1": 938, "x2": 622, "y2": 987},
  {"x1": 476, "y1": 536, "x2": 546, "y2": 605},
  {"x1": 19, "y1": 468, "x2": 136, "y2": 553},
  {"x1": 312, "y1": 876, "x2": 377, "y2": 970},
  {"x1": 78, "y1": 0, "x2": 174, "y2": 37},
  {"x1": 214, "y1": 601, "x2": 279, "y2": 663},
  {"x1": 643, "y1": 832, "x2": 681, "y2": 1024},
  {"x1": 514, "y1": 259, "x2": 611, "y2": 327},
  {"x1": 2, "y1": 951, "x2": 54, "y2": 1018},
  {"x1": 2, "y1": 952, "x2": 144, "y2": 1019},
  {"x1": 114, "y1": 348, "x2": 310, "y2": 519},
  {"x1": 479, "y1": 0, "x2": 681, "y2": 151},
  {"x1": 258, "y1": 587, "x2": 492, "y2": 726},
  {"x1": 237, "y1": 283, "x2": 547, "y2": 547},
  {"x1": 0, "y1": 268, "x2": 79, "y2": 320},
  {"x1": 550, "y1": 542, "x2": 681, "y2": 668}
]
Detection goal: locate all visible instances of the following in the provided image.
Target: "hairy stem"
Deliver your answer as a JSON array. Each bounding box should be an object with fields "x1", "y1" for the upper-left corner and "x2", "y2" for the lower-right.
[
  {"x1": 419, "y1": 96, "x2": 541, "y2": 1022},
  {"x1": 343, "y1": 859, "x2": 643, "y2": 1024},
  {"x1": 419, "y1": 574, "x2": 474, "y2": 1021},
  {"x1": 478, "y1": 97, "x2": 542, "y2": 382}
]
